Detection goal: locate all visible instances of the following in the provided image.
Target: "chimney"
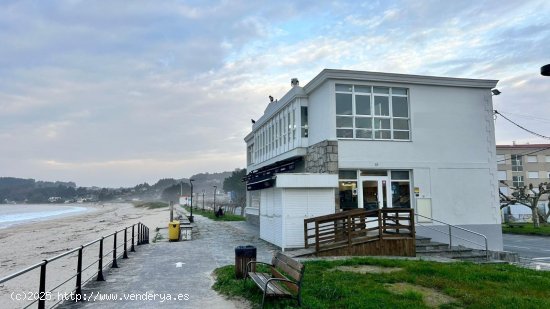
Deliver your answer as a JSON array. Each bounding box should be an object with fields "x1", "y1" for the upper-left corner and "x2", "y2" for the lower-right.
[{"x1": 291, "y1": 78, "x2": 299, "y2": 87}]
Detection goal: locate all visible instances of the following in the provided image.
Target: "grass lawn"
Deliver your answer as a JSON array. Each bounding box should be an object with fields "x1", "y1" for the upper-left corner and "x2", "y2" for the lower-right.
[
  {"x1": 213, "y1": 257, "x2": 550, "y2": 309},
  {"x1": 502, "y1": 223, "x2": 550, "y2": 236},
  {"x1": 183, "y1": 206, "x2": 245, "y2": 221},
  {"x1": 132, "y1": 201, "x2": 169, "y2": 209}
]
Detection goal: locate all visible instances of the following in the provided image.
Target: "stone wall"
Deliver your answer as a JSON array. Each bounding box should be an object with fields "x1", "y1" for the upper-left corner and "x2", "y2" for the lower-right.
[{"x1": 305, "y1": 140, "x2": 338, "y2": 174}]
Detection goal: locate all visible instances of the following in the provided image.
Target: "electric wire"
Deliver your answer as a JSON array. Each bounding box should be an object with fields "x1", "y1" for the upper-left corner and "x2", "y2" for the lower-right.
[{"x1": 494, "y1": 110, "x2": 550, "y2": 140}]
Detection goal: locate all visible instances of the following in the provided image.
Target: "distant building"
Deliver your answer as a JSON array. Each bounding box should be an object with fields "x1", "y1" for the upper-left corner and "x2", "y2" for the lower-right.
[
  {"x1": 244, "y1": 69, "x2": 502, "y2": 250},
  {"x1": 497, "y1": 144, "x2": 550, "y2": 221}
]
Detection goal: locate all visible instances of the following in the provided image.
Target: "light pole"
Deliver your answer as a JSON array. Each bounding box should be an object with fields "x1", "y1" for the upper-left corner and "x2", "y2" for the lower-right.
[
  {"x1": 189, "y1": 179, "x2": 195, "y2": 222},
  {"x1": 213, "y1": 186, "x2": 217, "y2": 213},
  {"x1": 202, "y1": 189, "x2": 205, "y2": 211}
]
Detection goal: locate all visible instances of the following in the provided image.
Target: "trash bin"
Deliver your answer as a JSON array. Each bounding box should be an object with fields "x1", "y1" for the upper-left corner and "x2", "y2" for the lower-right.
[
  {"x1": 168, "y1": 221, "x2": 180, "y2": 242},
  {"x1": 235, "y1": 245, "x2": 256, "y2": 279}
]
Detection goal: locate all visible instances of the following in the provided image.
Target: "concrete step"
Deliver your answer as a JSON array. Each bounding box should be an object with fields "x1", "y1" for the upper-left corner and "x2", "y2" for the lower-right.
[
  {"x1": 415, "y1": 236, "x2": 433, "y2": 245},
  {"x1": 415, "y1": 241, "x2": 449, "y2": 251}
]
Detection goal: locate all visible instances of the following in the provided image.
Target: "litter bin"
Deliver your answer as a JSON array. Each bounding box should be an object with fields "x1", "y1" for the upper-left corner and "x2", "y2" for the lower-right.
[
  {"x1": 235, "y1": 245, "x2": 256, "y2": 279},
  {"x1": 168, "y1": 221, "x2": 180, "y2": 242}
]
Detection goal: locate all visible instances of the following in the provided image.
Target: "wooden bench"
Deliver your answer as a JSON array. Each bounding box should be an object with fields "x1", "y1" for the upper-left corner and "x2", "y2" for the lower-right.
[{"x1": 246, "y1": 252, "x2": 305, "y2": 308}]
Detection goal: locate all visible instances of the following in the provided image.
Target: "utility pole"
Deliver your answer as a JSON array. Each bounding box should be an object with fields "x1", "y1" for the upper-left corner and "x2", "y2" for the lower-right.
[
  {"x1": 213, "y1": 186, "x2": 217, "y2": 213},
  {"x1": 189, "y1": 179, "x2": 195, "y2": 222},
  {"x1": 202, "y1": 189, "x2": 205, "y2": 211}
]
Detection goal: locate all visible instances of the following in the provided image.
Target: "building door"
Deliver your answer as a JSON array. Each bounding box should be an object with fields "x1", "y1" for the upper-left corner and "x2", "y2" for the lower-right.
[{"x1": 359, "y1": 176, "x2": 391, "y2": 210}]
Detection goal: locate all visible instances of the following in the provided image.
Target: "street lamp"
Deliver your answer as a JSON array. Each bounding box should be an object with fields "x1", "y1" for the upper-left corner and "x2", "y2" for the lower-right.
[
  {"x1": 202, "y1": 189, "x2": 205, "y2": 211},
  {"x1": 189, "y1": 179, "x2": 195, "y2": 222},
  {"x1": 542, "y1": 64, "x2": 550, "y2": 76},
  {"x1": 213, "y1": 186, "x2": 217, "y2": 213}
]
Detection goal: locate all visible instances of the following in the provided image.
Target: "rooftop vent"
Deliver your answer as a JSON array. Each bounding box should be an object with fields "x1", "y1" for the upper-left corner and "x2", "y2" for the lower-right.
[{"x1": 291, "y1": 78, "x2": 299, "y2": 87}]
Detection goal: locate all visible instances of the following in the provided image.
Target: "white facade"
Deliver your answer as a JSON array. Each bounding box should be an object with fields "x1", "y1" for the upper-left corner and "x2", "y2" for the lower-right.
[{"x1": 245, "y1": 69, "x2": 503, "y2": 251}]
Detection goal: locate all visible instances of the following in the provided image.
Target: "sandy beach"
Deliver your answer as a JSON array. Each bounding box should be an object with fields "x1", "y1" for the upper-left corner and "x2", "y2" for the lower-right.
[{"x1": 0, "y1": 203, "x2": 169, "y2": 308}]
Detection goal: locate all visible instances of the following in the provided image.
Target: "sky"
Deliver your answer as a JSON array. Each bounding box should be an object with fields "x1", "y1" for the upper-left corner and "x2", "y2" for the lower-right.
[{"x1": 0, "y1": 0, "x2": 549, "y2": 187}]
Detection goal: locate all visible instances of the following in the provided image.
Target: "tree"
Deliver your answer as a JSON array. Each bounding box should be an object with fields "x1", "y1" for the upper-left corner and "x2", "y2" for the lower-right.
[
  {"x1": 500, "y1": 182, "x2": 550, "y2": 228},
  {"x1": 223, "y1": 168, "x2": 247, "y2": 212}
]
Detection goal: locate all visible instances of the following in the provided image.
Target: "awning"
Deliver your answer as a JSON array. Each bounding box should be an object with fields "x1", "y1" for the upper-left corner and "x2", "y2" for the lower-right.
[{"x1": 244, "y1": 158, "x2": 301, "y2": 191}]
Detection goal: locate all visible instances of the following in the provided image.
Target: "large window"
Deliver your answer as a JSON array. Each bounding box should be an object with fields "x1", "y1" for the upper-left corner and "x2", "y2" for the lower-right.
[
  {"x1": 512, "y1": 175, "x2": 524, "y2": 188},
  {"x1": 511, "y1": 155, "x2": 523, "y2": 171},
  {"x1": 336, "y1": 84, "x2": 410, "y2": 140},
  {"x1": 390, "y1": 171, "x2": 411, "y2": 208}
]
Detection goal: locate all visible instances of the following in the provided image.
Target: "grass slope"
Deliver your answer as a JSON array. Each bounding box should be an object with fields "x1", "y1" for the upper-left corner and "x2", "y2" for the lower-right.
[
  {"x1": 502, "y1": 223, "x2": 550, "y2": 236},
  {"x1": 213, "y1": 257, "x2": 550, "y2": 309}
]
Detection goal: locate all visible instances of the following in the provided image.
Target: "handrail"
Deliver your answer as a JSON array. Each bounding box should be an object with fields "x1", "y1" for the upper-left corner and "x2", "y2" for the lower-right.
[
  {"x1": 415, "y1": 213, "x2": 488, "y2": 261},
  {"x1": 0, "y1": 222, "x2": 150, "y2": 309},
  {"x1": 304, "y1": 208, "x2": 415, "y2": 253}
]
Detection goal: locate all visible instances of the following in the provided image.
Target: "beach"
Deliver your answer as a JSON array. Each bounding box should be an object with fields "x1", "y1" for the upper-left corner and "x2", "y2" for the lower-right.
[{"x1": 0, "y1": 203, "x2": 169, "y2": 308}]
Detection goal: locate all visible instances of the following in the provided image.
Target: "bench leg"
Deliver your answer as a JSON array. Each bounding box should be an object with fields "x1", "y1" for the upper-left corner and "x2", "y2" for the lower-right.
[
  {"x1": 297, "y1": 294, "x2": 302, "y2": 307},
  {"x1": 261, "y1": 290, "x2": 267, "y2": 309}
]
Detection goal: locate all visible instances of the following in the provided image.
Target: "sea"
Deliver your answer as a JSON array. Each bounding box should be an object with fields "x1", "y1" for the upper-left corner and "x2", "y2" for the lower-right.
[{"x1": 0, "y1": 204, "x2": 89, "y2": 229}]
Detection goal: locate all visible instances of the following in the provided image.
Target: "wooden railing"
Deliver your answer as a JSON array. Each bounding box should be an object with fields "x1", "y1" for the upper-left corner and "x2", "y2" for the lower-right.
[{"x1": 304, "y1": 208, "x2": 415, "y2": 254}]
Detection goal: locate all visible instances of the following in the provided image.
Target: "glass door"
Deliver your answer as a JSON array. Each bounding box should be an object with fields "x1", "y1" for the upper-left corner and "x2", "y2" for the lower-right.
[{"x1": 359, "y1": 176, "x2": 390, "y2": 210}]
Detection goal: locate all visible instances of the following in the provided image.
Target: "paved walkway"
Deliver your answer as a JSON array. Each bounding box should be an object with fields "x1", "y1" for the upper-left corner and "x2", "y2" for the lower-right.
[{"x1": 60, "y1": 213, "x2": 277, "y2": 309}]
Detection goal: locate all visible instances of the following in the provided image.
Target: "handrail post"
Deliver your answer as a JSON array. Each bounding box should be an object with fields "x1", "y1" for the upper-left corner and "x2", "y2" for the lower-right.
[
  {"x1": 315, "y1": 222, "x2": 320, "y2": 253},
  {"x1": 123, "y1": 227, "x2": 129, "y2": 259},
  {"x1": 131, "y1": 224, "x2": 135, "y2": 252},
  {"x1": 448, "y1": 225, "x2": 452, "y2": 249},
  {"x1": 377, "y1": 210, "x2": 383, "y2": 239},
  {"x1": 304, "y1": 221, "x2": 308, "y2": 248},
  {"x1": 38, "y1": 260, "x2": 47, "y2": 309},
  {"x1": 347, "y1": 215, "x2": 352, "y2": 247},
  {"x1": 75, "y1": 246, "x2": 83, "y2": 300},
  {"x1": 112, "y1": 232, "x2": 119, "y2": 268},
  {"x1": 97, "y1": 237, "x2": 105, "y2": 281},
  {"x1": 485, "y1": 237, "x2": 489, "y2": 261}
]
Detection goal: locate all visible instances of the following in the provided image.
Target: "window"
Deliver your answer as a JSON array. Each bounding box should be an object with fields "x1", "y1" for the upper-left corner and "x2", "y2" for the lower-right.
[
  {"x1": 336, "y1": 84, "x2": 410, "y2": 140},
  {"x1": 527, "y1": 155, "x2": 537, "y2": 163},
  {"x1": 338, "y1": 169, "x2": 358, "y2": 210},
  {"x1": 546, "y1": 156, "x2": 550, "y2": 163},
  {"x1": 496, "y1": 154, "x2": 505, "y2": 163},
  {"x1": 512, "y1": 176, "x2": 524, "y2": 188},
  {"x1": 528, "y1": 171, "x2": 539, "y2": 179},
  {"x1": 301, "y1": 106, "x2": 308, "y2": 137},
  {"x1": 247, "y1": 144, "x2": 254, "y2": 165},
  {"x1": 497, "y1": 171, "x2": 507, "y2": 181},
  {"x1": 391, "y1": 171, "x2": 411, "y2": 208},
  {"x1": 511, "y1": 155, "x2": 523, "y2": 171}
]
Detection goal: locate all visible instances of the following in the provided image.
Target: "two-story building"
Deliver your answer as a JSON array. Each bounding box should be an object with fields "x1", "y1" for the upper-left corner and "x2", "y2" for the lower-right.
[{"x1": 244, "y1": 69, "x2": 503, "y2": 251}]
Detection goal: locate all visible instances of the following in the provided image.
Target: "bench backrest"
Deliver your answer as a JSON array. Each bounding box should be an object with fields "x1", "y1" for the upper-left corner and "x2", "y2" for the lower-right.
[{"x1": 270, "y1": 252, "x2": 305, "y2": 293}]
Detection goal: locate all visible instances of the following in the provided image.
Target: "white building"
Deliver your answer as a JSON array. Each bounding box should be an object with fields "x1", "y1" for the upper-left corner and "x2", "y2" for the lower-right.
[{"x1": 244, "y1": 69, "x2": 503, "y2": 251}]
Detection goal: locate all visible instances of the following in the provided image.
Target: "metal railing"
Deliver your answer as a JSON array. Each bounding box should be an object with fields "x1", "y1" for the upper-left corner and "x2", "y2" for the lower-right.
[
  {"x1": 415, "y1": 213, "x2": 488, "y2": 260},
  {"x1": 304, "y1": 208, "x2": 415, "y2": 253},
  {"x1": 0, "y1": 222, "x2": 150, "y2": 309}
]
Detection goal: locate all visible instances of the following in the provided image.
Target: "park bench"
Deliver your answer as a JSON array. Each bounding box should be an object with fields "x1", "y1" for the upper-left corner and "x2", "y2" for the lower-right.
[{"x1": 247, "y1": 252, "x2": 305, "y2": 308}]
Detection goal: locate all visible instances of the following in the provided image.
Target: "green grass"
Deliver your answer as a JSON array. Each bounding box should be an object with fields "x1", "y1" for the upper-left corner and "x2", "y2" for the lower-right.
[
  {"x1": 183, "y1": 206, "x2": 245, "y2": 221},
  {"x1": 502, "y1": 223, "x2": 550, "y2": 236},
  {"x1": 213, "y1": 257, "x2": 550, "y2": 309},
  {"x1": 133, "y1": 201, "x2": 169, "y2": 209}
]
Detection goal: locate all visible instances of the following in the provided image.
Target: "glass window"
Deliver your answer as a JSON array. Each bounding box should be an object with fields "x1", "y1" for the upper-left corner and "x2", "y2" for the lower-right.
[
  {"x1": 374, "y1": 130, "x2": 391, "y2": 139},
  {"x1": 336, "y1": 84, "x2": 353, "y2": 92},
  {"x1": 393, "y1": 119, "x2": 409, "y2": 130},
  {"x1": 392, "y1": 96, "x2": 408, "y2": 117},
  {"x1": 339, "y1": 181, "x2": 358, "y2": 210},
  {"x1": 392, "y1": 88, "x2": 407, "y2": 95},
  {"x1": 528, "y1": 171, "x2": 539, "y2": 179},
  {"x1": 301, "y1": 106, "x2": 308, "y2": 138},
  {"x1": 391, "y1": 181, "x2": 410, "y2": 208},
  {"x1": 336, "y1": 116, "x2": 353, "y2": 127},
  {"x1": 512, "y1": 175, "x2": 524, "y2": 188},
  {"x1": 355, "y1": 117, "x2": 372, "y2": 129},
  {"x1": 374, "y1": 96, "x2": 389, "y2": 116},
  {"x1": 355, "y1": 129, "x2": 372, "y2": 139},
  {"x1": 339, "y1": 170, "x2": 357, "y2": 179},
  {"x1": 497, "y1": 171, "x2": 506, "y2": 181},
  {"x1": 336, "y1": 93, "x2": 352, "y2": 115},
  {"x1": 546, "y1": 156, "x2": 550, "y2": 163},
  {"x1": 355, "y1": 85, "x2": 371, "y2": 93},
  {"x1": 373, "y1": 86, "x2": 389, "y2": 94},
  {"x1": 391, "y1": 171, "x2": 410, "y2": 180},
  {"x1": 393, "y1": 131, "x2": 410, "y2": 140},
  {"x1": 496, "y1": 154, "x2": 505, "y2": 163},
  {"x1": 374, "y1": 118, "x2": 390, "y2": 129},
  {"x1": 355, "y1": 95, "x2": 371, "y2": 115},
  {"x1": 527, "y1": 155, "x2": 537, "y2": 163},
  {"x1": 511, "y1": 155, "x2": 523, "y2": 171},
  {"x1": 337, "y1": 129, "x2": 353, "y2": 138}
]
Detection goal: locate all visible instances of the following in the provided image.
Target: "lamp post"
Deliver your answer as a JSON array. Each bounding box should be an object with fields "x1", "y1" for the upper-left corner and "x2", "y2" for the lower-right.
[
  {"x1": 213, "y1": 186, "x2": 217, "y2": 213},
  {"x1": 202, "y1": 189, "x2": 205, "y2": 211},
  {"x1": 189, "y1": 179, "x2": 195, "y2": 222}
]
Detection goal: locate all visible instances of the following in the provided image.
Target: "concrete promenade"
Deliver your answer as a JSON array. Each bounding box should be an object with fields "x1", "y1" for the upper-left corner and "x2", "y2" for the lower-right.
[{"x1": 60, "y1": 212, "x2": 277, "y2": 309}]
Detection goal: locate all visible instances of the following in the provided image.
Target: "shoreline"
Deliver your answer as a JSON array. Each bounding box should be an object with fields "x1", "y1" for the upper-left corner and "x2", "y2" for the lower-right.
[
  {"x1": 0, "y1": 202, "x2": 170, "y2": 309},
  {"x1": 0, "y1": 203, "x2": 97, "y2": 229}
]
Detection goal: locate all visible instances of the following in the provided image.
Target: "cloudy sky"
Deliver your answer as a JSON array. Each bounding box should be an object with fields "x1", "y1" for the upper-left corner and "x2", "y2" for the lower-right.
[{"x1": 0, "y1": 0, "x2": 549, "y2": 187}]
